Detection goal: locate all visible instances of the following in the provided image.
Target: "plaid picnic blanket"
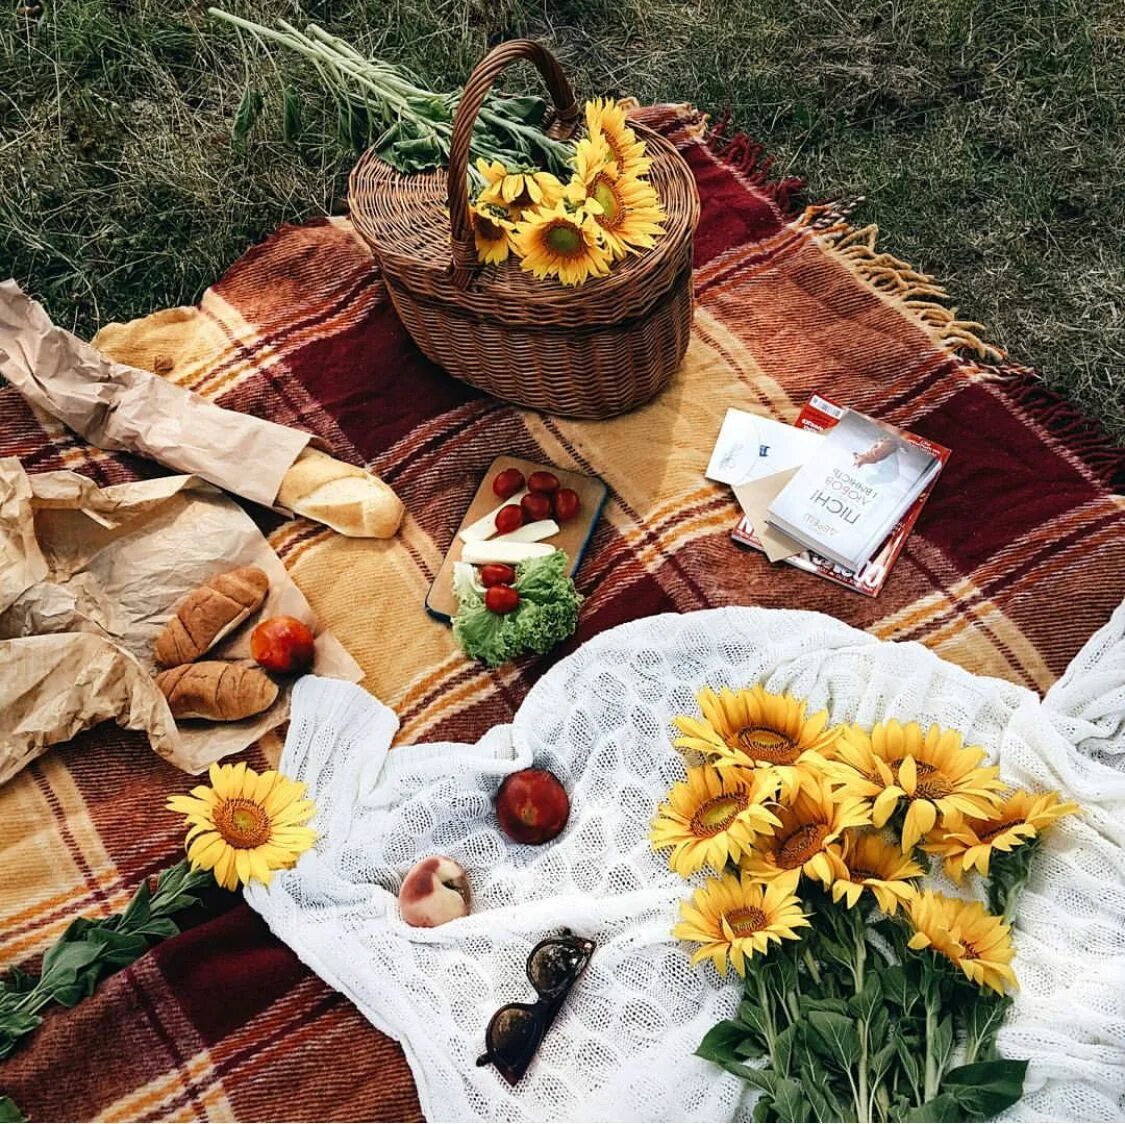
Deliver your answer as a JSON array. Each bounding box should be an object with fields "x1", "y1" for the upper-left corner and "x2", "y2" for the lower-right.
[{"x1": 2, "y1": 104, "x2": 1123, "y2": 1122}]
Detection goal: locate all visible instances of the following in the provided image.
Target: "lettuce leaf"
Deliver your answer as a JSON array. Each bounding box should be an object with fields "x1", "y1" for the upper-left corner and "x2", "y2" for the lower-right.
[{"x1": 452, "y1": 550, "x2": 582, "y2": 667}]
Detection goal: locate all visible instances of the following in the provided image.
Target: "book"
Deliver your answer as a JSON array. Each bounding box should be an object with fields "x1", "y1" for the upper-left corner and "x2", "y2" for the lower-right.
[
  {"x1": 766, "y1": 406, "x2": 943, "y2": 573},
  {"x1": 730, "y1": 396, "x2": 951, "y2": 598}
]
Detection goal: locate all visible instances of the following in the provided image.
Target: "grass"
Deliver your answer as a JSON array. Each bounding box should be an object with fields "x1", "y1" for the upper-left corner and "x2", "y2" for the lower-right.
[{"x1": 2, "y1": 0, "x2": 1122, "y2": 438}]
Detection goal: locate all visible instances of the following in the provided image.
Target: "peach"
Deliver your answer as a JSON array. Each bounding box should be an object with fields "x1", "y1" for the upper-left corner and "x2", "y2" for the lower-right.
[
  {"x1": 250, "y1": 615, "x2": 315, "y2": 675},
  {"x1": 399, "y1": 856, "x2": 471, "y2": 927},
  {"x1": 495, "y1": 768, "x2": 570, "y2": 845}
]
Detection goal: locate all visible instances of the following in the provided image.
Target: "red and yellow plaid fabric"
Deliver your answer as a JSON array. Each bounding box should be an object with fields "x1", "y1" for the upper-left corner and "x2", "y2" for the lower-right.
[{"x1": 1, "y1": 105, "x2": 1122, "y2": 1121}]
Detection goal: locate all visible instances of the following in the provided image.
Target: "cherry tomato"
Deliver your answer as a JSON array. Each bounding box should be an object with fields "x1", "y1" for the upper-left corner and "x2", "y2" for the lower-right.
[
  {"x1": 495, "y1": 504, "x2": 524, "y2": 534},
  {"x1": 492, "y1": 468, "x2": 525, "y2": 500},
  {"x1": 553, "y1": 488, "x2": 580, "y2": 522},
  {"x1": 480, "y1": 563, "x2": 516, "y2": 588},
  {"x1": 485, "y1": 584, "x2": 520, "y2": 614},
  {"x1": 527, "y1": 471, "x2": 560, "y2": 494},
  {"x1": 520, "y1": 492, "x2": 552, "y2": 522}
]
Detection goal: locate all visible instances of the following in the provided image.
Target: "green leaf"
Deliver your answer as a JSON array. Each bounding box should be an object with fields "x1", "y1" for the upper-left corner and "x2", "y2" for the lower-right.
[
  {"x1": 696, "y1": 1019, "x2": 751, "y2": 1067},
  {"x1": 941, "y1": 1058, "x2": 1029, "y2": 1119},
  {"x1": 931, "y1": 1013, "x2": 955, "y2": 1076},
  {"x1": 737, "y1": 999, "x2": 772, "y2": 1041},
  {"x1": 233, "y1": 86, "x2": 264, "y2": 142},
  {"x1": 802, "y1": 1069, "x2": 845, "y2": 1123},
  {"x1": 849, "y1": 972, "x2": 882, "y2": 1023},
  {"x1": 282, "y1": 86, "x2": 302, "y2": 142},
  {"x1": 961, "y1": 992, "x2": 1012, "y2": 1064},
  {"x1": 0, "y1": 1095, "x2": 27, "y2": 1123},
  {"x1": 751, "y1": 1094, "x2": 775, "y2": 1122},
  {"x1": 808, "y1": 1011, "x2": 860, "y2": 1072},
  {"x1": 773, "y1": 1077, "x2": 810, "y2": 1121},
  {"x1": 903, "y1": 1092, "x2": 964, "y2": 1121},
  {"x1": 799, "y1": 995, "x2": 849, "y2": 1016},
  {"x1": 772, "y1": 1023, "x2": 797, "y2": 1077},
  {"x1": 894, "y1": 1035, "x2": 923, "y2": 1092}
]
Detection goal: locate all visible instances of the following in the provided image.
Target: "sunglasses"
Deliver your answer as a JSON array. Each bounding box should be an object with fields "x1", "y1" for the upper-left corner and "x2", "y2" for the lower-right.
[{"x1": 476, "y1": 929, "x2": 596, "y2": 1085}]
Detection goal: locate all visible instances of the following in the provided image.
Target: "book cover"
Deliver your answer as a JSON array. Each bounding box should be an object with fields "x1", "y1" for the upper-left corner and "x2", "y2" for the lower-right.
[
  {"x1": 766, "y1": 407, "x2": 941, "y2": 572},
  {"x1": 731, "y1": 395, "x2": 951, "y2": 597}
]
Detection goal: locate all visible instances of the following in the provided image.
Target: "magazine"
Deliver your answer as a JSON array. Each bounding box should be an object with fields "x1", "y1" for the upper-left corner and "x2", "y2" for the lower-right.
[{"x1": 730, "y1": 396, "x2": 951, "y2": 597}]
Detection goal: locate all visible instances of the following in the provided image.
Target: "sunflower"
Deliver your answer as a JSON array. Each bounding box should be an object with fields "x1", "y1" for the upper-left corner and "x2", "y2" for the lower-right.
[
  {"x1": 923, "y1": 789, "x2": 1079, "y2": 882},
  {"x1": 906, "y1": 890, "x2": 1017, "y2": 994},
  {"x1": 584, "y1": 97, "x2": 652, "y2": 179},
  {"x1": 673, "y1": 869, "x2": 809, "y2": 976},
  {"x1": 166, "y1": 762, "x2": 316, "y2": 891},
  {"x1": 569, "y1": 134, "x2": 617, "y2": 190},
  {"x1": 470, "y1": 201, "x2": 516, "y2": 265},
  {"x1": 650, "y1": 765, "x2": 782, "y2": 877},
  {"x1": 583, "y1": 170, "x2": 665, "y2": 260},
  {"x1": 740, "y1": 776, "x2": 871, "y2": 887},
  {"x1": 511, "y1": 202, "x2": 613, "y2": 286},
  {"x1": 830, "y1": 830, "x2": 924, "y2": 915},
  {"x1": 673, "y1": 685, "x2": 842, "y2": 799},
  {"x1": 475, "y1": 157, "x2": 564, "y2": 209},
  {"x1": 820, "y1": 720, "x2": 1005, "y2": 852}
]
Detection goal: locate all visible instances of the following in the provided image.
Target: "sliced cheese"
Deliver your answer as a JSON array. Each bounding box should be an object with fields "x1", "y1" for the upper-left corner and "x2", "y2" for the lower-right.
[
  {"x1": 460, "y1": 541, "x2": 557, "y2": 566},
  {"x1": 459, "y1": 491, "x2": 529, "y2": 543},
  {"x1": 492, "y1": 519, "x2": 559, "y2": 545}
]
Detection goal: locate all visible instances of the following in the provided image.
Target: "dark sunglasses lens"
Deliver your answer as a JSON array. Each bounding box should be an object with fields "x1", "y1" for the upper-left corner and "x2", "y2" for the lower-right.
[
  {"x1": 528, "y1": 939, "x2": 586, "y2": 997},
  {"x1": 487, "y1": 1005, "x2": 541, "y2": 1069}
]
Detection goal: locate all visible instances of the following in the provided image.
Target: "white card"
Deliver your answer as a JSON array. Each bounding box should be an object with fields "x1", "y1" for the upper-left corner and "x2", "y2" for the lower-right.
[{"x1": 705, "y1": 408, "x2": 822, "y2": 486}]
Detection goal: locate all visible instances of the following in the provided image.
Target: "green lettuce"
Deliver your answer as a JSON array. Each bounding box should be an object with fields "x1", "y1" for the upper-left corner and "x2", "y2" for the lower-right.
[{"x1": 452, "y1": 551, "x2": 582, "y2": 667}]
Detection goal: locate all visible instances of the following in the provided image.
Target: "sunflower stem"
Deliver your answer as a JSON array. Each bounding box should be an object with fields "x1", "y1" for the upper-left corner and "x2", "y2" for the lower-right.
[
  {"x1": 853, "y1": 923, "x2": 870, "y2": 1124},
  {"x1": 755, "y1": 970, "x2": 780, "y2": 1070},
  {"x1": 923, "y1": 997, "x2": 940, "y2": 1102},
  {"x1": 802, "y1": 946, "x2": 823, "y2": 986}
]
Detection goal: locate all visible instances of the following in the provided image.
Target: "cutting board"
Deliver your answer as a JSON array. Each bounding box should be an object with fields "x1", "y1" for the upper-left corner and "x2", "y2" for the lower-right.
[{"x1": 425, "y1": 455, "x2": 608, "y2": 622}]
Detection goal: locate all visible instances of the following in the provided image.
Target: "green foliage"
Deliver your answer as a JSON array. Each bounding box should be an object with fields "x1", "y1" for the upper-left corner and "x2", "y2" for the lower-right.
[
  {"x1": 1, "y1": 0, "x2": 1122, "y2": 439},
  {"x1": 694, "y1": 895, "x2": 1027, "y2": 1122},
  {"x1": 0, "y1": 860, "x2": 213, "y2": 1063}
]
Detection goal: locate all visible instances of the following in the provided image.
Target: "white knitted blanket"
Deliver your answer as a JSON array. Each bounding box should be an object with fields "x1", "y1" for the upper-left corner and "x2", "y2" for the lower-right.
[{"x1": 246, "y1": 604, "x2": 1125, "y2": 1122}]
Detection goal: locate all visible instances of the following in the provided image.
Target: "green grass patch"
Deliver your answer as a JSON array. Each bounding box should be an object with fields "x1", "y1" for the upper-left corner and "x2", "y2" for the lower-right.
[{"x1": 2, "y1": 0, "x2": 1122, "y2": 437}]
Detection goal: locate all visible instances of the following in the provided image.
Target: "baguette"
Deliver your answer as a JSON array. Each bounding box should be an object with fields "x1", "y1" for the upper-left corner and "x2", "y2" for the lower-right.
[
  {"x1": 155, "y1": 661, "x2": 278, "y2": 721},
  {"x1": 277, "y1": 448, "x2": 404, "y2": 538},
  {"x1": 154, "y1": 565, "x2": 269, "y2": 667}
]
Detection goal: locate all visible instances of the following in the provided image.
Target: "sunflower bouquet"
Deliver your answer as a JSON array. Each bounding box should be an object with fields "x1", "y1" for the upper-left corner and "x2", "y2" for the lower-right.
[
  {"x1": 469, "y1": 98, "x2": 667, "y2": 286},
  {"x1": 652, "y1": 685, "x2": 1078, "y2": 1123}
]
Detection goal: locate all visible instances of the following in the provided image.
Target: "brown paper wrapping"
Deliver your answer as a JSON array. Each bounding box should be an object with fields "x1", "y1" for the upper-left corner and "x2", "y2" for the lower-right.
[
  {"x1": 0, "y1": 280, "x2": 310, "y2": 510},
  {"x1": 0, "y1": 457, "x2": 362, "y2": 784}
]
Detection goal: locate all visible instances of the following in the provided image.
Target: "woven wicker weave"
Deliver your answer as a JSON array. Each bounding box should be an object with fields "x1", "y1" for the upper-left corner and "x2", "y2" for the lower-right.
[{"x1": 348, "y1": 40, "x2": 700, "y2": 418}]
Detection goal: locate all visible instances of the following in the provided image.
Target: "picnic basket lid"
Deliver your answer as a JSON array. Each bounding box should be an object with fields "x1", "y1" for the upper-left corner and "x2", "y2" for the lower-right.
[{"x1": 348, "y1": 39, "x2": 699, "y2": 329}]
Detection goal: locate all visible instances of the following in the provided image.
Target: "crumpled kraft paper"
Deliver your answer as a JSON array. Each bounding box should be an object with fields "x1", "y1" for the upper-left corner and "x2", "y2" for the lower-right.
[
  {"x1": 0, "y1": 279, "x2": 310, "y2": 511},
  {"x1": 0, "y1": 457, "x2": 362, "y2": 784}
]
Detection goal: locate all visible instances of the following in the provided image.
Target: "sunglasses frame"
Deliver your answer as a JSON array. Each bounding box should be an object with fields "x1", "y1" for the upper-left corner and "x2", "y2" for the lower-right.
[{"x1": 476, "y1": 929, "x2": 596, "y2": 1085}]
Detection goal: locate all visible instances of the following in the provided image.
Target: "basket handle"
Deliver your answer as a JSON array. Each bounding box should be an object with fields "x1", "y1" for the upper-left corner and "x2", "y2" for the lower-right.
[{"x1": 447, "y1": 40, "x2": 581, "y2": 288}]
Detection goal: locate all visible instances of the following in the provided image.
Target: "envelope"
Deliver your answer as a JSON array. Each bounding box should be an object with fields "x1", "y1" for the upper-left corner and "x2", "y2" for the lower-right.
[{"x1": 734, "y1": 468, "x2": 807, "y2": 563}]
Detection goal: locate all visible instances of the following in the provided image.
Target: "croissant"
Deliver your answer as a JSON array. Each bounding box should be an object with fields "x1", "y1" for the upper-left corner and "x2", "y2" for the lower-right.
[
  {"x1": 155, "y1": 661, "x2": 278, "y2": 721},
  {"x1": 154, "y1": 566, "x2": 269, "y2": 666}
]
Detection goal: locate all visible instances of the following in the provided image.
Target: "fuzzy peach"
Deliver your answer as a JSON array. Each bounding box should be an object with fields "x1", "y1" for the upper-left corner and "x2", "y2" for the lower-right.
[{"x1": 399, "y1": 856, "x2": 472, "y2": 927}]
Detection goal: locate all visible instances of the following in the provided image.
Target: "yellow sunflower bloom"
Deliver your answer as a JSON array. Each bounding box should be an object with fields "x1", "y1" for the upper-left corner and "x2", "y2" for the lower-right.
[
  {"x1": 740, "y1": 776, "x2": 871, "y2": 887},
  {"x1": 673, "y1": 685, "x2": 842, "y2": 799},
  {"x1": 820, "y1": 720, "x2": 1005, "y2": 852},
  {"x1": 673, "y1": 868, "x2": 809, "y2": 977},
  {"x1": 166, "y1": 761, "x2": 316, "y2": 891},
  {"x1": 650, "y1": 765, "x2": 782, "y2": 877},
  {"x1": 475, "y1": 157, "x2": 563, "y2": 209},
  {"x1": 569, "y1": 134, "x2": 617, "y2": 190},
  {"x1": 923, "y1": 789, "x2": 1079, "y2": 882},
  {"x1": 907, "y1": 890, "x2": 1018, "y2": 994},
  {"x1": 511, "y1": 202, "x2": 613, "y2": 286},
  {"x1": 830, "y1": 830, "x2": 924, "y2": 915},
  {"x1": 584, "y1": 97, "x2": 652, "y2": 179},
  {"x1": 470, "y1": 201, "x2": 516, "y2": 265},
  {"x1": 582, "y1": 170, "x2": 666, "y2": 260}
]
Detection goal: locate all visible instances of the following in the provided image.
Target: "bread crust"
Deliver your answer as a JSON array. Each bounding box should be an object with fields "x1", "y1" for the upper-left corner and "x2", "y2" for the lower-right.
[
  {"x1": 154, "y1": 566, "x2": 269, "y2": 666},
  {"x1": 277, "y1": 449, "x2": 404, "y2": 538},
  {"x1": 155, "y1": 661, "x2": 278, "y2": 720}
]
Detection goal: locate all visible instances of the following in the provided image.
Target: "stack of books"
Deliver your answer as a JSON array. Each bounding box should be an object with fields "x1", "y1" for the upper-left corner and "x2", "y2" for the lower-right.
[{"x1": 707, "y1": 396, "x2": 951, "y2": 597}]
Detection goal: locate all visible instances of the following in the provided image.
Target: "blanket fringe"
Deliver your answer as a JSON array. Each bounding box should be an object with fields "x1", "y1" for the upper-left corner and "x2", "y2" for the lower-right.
[
  {"x1": 795, "y1": 201, "x2": 1005, "y2": 364},
  {"x1": 706, "y1": 110, "x2": 805, "y2": 216}
]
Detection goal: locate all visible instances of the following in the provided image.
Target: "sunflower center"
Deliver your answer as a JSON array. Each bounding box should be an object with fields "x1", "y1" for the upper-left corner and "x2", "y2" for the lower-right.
[
  {"x1": 960, "y1": 940, "x2": 981, "y2": 960},
  {"x1": 592, "y1": 176, "x2": 621, "y2": 224},
  {"x1": 734, "y1": 727, "x2": 800, "y2": 765},
  {"x1": 776, "y1": 823, "x2": 829, "y2": 868},
  {"x1": 475, "y1": 215, "x2": 504, "y2": 241},
  {"x1": 977, "y1": 819, "x2": 1023, "y2": 843},
  {"x1": 890, "y1": 758, "x2": 937, "y2": 778},
  {"x1": 214, "y1": 798, "x2": 271, "y2": 849},
  {"x1": 544, "y1": 220, "x2": 584, "y2": 257},
  {"x1": 848, "y1": 867, "x2": 879, "y2": 882},
  {"x1": 690, "y1": 792, "x2": 750, "y2": 838},
  {"x1": 913, "y1": 777, "x2": 953, "y2": 800},
  {"x1": 724, "y1": 906, "x2": 767, "y2": 936}
]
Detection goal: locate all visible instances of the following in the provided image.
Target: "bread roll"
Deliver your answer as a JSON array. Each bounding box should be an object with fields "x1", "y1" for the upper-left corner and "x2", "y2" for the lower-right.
[
  {"x1": 155, "y1": 661, "x2": 278, "y2": 721},
  {"x1": 154, "y1": 566, "x2": 269, "y2": 667},
  {"x1": 277, "y1": 448, "x2": 404, "y2": 538}
]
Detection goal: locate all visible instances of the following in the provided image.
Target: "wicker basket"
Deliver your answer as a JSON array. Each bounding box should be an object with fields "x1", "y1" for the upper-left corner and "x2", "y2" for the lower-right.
[{"x1": 348, "y1": 40, "x2": 700, "y2": 419}]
